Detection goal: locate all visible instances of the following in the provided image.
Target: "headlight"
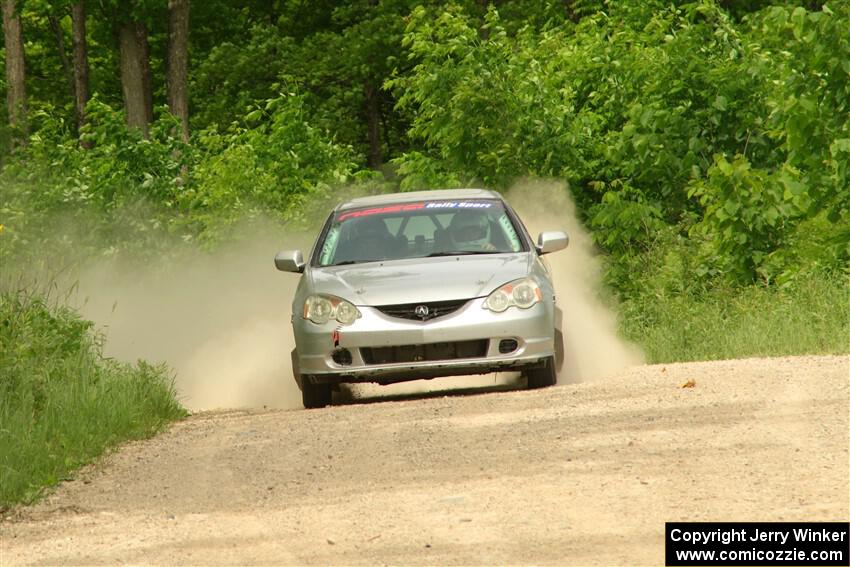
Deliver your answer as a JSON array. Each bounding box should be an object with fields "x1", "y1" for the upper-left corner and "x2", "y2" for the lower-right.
[
  {"x1": 303, "y1": 295, "x2": 361, "y2": 325},
  {"x1": 483, "y1": 278, "x2": 543, "y2": 312}
]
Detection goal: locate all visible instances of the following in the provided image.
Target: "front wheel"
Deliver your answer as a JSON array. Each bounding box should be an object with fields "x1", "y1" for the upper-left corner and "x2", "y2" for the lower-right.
[
  {"x1": 301, "y1": 380, "x2": 332, "y2": 409},
  {"x1": 526, "y1": 356, "x2": 557, "y2": 389}
]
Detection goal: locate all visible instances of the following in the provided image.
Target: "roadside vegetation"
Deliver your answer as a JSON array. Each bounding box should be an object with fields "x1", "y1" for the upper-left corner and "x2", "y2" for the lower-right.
[
  {"x1": 0, "y1": 291, "x2": 185, "y2": 508},
  {"x1": 621, "y1": 270, "x2": 848, "y2": 363},
  {"x1": 0, "y1": 0, "x2": 847, "y2": 507}
]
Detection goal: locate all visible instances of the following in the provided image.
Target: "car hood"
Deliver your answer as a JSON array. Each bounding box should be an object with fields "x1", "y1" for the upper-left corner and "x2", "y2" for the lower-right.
[{"x1": 309, "y1": 254, "x2": 532, "y2": 306}]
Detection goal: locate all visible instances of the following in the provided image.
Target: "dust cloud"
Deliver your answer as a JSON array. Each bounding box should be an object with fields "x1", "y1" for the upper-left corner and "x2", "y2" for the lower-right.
[
  {"x1": 70, "y1": 222, "x2": 309, "y2": 411},
  {"x1": 506, "y1": 179, "x2": 644, "y2": 382},
  {"x1": 69, "y1": 181, "x2": 640, "y2": 411}
]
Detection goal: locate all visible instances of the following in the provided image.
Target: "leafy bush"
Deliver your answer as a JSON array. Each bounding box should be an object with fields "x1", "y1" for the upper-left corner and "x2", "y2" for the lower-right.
[
  {"x1": 684, "y1": 3, "x2": 850, "y2": 283},
  {"x1": 688, "y1": 156, "x2": 797, "y2": 281},
  {"x1": 183, "y1": 92, "x2": 365, "y2": 237}
]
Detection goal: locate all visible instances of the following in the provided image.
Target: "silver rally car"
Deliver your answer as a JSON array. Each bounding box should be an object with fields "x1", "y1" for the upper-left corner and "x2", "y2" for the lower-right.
[{"x1": 275, "y1": 188, "x2": 568, "y2": 408}]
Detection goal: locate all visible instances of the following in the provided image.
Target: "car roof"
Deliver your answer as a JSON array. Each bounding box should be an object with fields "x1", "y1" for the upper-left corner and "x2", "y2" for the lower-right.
[{"x1": 337, "y1": 188, "x2": 503, "y2": 211}]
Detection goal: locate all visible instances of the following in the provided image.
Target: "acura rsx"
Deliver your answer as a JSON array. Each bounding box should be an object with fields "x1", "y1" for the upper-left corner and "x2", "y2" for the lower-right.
[{"x1": 275, "y1": 188, "x2": 568, "y2": 408}]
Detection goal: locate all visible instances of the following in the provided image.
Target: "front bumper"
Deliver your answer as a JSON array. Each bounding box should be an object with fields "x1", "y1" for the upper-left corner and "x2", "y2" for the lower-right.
[{"x1": 292, "y1": 297, "x2": 555, "y2": 386}]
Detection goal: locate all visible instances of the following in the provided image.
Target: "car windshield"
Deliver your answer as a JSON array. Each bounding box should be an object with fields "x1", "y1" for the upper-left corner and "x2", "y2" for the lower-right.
[{"x1": 316, "y1": 199, "x2": 525, "y2": 266}]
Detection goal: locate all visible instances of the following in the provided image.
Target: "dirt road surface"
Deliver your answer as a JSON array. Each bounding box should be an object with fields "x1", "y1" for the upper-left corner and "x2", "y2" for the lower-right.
[{"x1": 2, "y1": 355, "x2": 848, "y2": 565}]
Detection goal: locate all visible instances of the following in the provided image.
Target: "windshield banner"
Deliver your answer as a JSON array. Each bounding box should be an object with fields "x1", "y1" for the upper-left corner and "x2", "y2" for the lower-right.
[{"x1": 337, "y1": 201, "x2": 493, "y2": 221}]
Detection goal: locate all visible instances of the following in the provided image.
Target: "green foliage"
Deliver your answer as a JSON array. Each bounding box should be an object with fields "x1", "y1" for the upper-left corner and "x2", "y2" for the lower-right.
[
  {"x1": 389, "y1": 6, "x2": 591, "y2": 187},
  {"x1": 0, "y1": 98, "x2": 194, "y2": 267},
  {"x1": 392, "y1": 150, "x2": 464, "y2": 191},
  {"x1": 189, "y1": 1, "x2": 421, "y2": 163},
  {"x1": 0, "y1": 93, "x2": 362, "y2": 263},
  {"x1": 588, "y1": 182, "x2": 666, "y2": 255},
  {"x1": 688, "y1": 155, "x2": 798, "y2": 280},
  {"x1": 682, "y1": 2, "x2": 850, "y2": 283},
  {"x1": 0, "y1": 291, "x2": 186, "y2": 507},
  {"x1": 190, "y1": 26, "x2": 294, "y2": 132},
  {"x1": 389, "y1": 1, "x2": 849, "y2": 288},
  {"x1": 185, "y1": 93, "x2": 363, "y2": 237}
]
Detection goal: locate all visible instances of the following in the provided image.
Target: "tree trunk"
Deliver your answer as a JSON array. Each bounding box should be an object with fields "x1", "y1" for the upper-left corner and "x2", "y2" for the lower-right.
[
  {"x1": 2, "y1": 0, "x2": 27, "y2": 145},
  {"x1": 364, "y1": 81, "x2": 382, "y2": 169},
  {"x1": 167, "y1": 0, "x2": 190, "y2": 141},
  {"x1": 71, "y1": 0, "x2": 90, "y2": 135},
  {"x1": 134, "y1": 21, "x2": 154, "y2": 124},
  {"x1": 118, "y1": 20, "x2": 149, "y2": 135},
  {"x1": 380, "y1": 97, "x2": 392, "y2": 158},
  {"x1": 48, "y1": 14, "x2": 74, "y2": 100}
]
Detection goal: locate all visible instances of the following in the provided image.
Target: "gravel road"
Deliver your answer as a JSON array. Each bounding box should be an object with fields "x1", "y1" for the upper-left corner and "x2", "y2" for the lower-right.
[{"x1": 2, "y1": 355, "x2": 848, "y2": 566}]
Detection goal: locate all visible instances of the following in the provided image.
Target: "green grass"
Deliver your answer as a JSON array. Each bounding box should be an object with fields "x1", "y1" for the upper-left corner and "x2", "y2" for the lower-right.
[
  {"x1": 621, "y1": 270, "x2": 850, "y2": 363},
  {"x1": 0, "y1": 291, "x2": 186, "y2": 509}
]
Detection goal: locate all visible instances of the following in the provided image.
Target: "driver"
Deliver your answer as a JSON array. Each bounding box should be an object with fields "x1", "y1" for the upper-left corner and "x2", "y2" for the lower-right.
[
  {"x1": 447, "y1": 210, "x2": 496, "y2": 251},
  {"x1": 349, "y1": 216, "x2": 393, "y2": 259}
]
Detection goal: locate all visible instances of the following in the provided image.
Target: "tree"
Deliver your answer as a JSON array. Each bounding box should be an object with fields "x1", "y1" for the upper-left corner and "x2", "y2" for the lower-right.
[
  {"x1": 118, "y1": 18, "x2": 150, "y2": 135},
  {"x1": 167, "y1": 0, "x2": 189, "y2": 141},
  {"x1": 47, "y1": 12, "x2": 73, "y2": 107},
  {"x1": 2, "y1": 0, "x2": 27, "y2": 145},
  {"x1": 134, "y1": 20, "x2": 153, "y2": 124},
  {"x1": 71, "y1": 0, "x2": 90, "y2": 134},
  {"x1": 364, "y1": 80, "x2": 381, "y2": 168}
]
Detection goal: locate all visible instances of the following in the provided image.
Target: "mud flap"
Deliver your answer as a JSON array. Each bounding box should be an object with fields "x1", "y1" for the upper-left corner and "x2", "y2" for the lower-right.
[
  {"x1": 554, "y1": 329, "x2": 565, "y2": 373},
  {"x1": 554, "y1": 306, "x2": 564, "y2": 372},
  {"x1": 290, "y1": 348, "x2": 304, "y2": 390}
]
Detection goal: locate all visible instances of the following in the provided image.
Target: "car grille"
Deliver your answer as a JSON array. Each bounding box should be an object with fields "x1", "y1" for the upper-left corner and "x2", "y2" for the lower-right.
[
  {"x1": 374, "y1": 299, "x2": 469, "y2": 321},
  {"x1": 361, "y1": 340, "x2": 489, "y2": 365}
]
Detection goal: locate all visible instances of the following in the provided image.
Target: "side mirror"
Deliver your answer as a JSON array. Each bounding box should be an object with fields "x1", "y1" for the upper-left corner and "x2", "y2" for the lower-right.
[
  {"x1": 274, "y1": 250, "x2": 305, "y2": 273},
  {"x1": 536, "y1": 231, "x2": 569, "y2": 255}
]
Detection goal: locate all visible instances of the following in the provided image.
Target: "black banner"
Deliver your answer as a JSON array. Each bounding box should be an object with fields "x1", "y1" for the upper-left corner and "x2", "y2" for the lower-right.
[{"x1": 666, "y1": 522, "x2": 849, "y2": 566}]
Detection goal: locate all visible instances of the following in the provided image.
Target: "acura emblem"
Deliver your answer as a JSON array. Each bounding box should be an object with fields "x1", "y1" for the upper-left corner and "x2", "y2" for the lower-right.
[{"x1": 414, "y1": 305, "x2": 430, "y2": 319}]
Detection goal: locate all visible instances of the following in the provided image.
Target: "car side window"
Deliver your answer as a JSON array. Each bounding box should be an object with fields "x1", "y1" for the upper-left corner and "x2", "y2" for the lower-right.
[
  {"x1": 496, "y1": 213, "x2": 522, "y2": 251},
  {"x1": 318, "y1": 224, "x2": 341, "y2": 265}
]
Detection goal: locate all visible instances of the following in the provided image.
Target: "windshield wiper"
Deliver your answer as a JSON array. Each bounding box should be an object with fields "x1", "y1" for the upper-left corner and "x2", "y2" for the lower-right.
[{"x1": 425, "y1": 250, "x2": 502, "y2": 258}]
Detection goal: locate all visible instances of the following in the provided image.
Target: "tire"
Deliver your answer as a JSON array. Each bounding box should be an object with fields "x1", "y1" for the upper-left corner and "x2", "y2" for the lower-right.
[
  {"x1": 292, "y1": 348, "x2": 331, "y2": 409},
  {"x1": 302, "y1": 380, "x2": 332, "y2": 409},
  {"x1": 526, "y1": 355, "x2": 557, "y2": 389}
]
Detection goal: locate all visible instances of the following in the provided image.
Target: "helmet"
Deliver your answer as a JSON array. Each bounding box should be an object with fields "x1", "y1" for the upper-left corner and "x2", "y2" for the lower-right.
[
  {"x1": 351, "y1": 216, "x2": 390, "y2": 240},
  {"x1": 448, "y1": 211, "x2": 490, "y2": 247}
]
